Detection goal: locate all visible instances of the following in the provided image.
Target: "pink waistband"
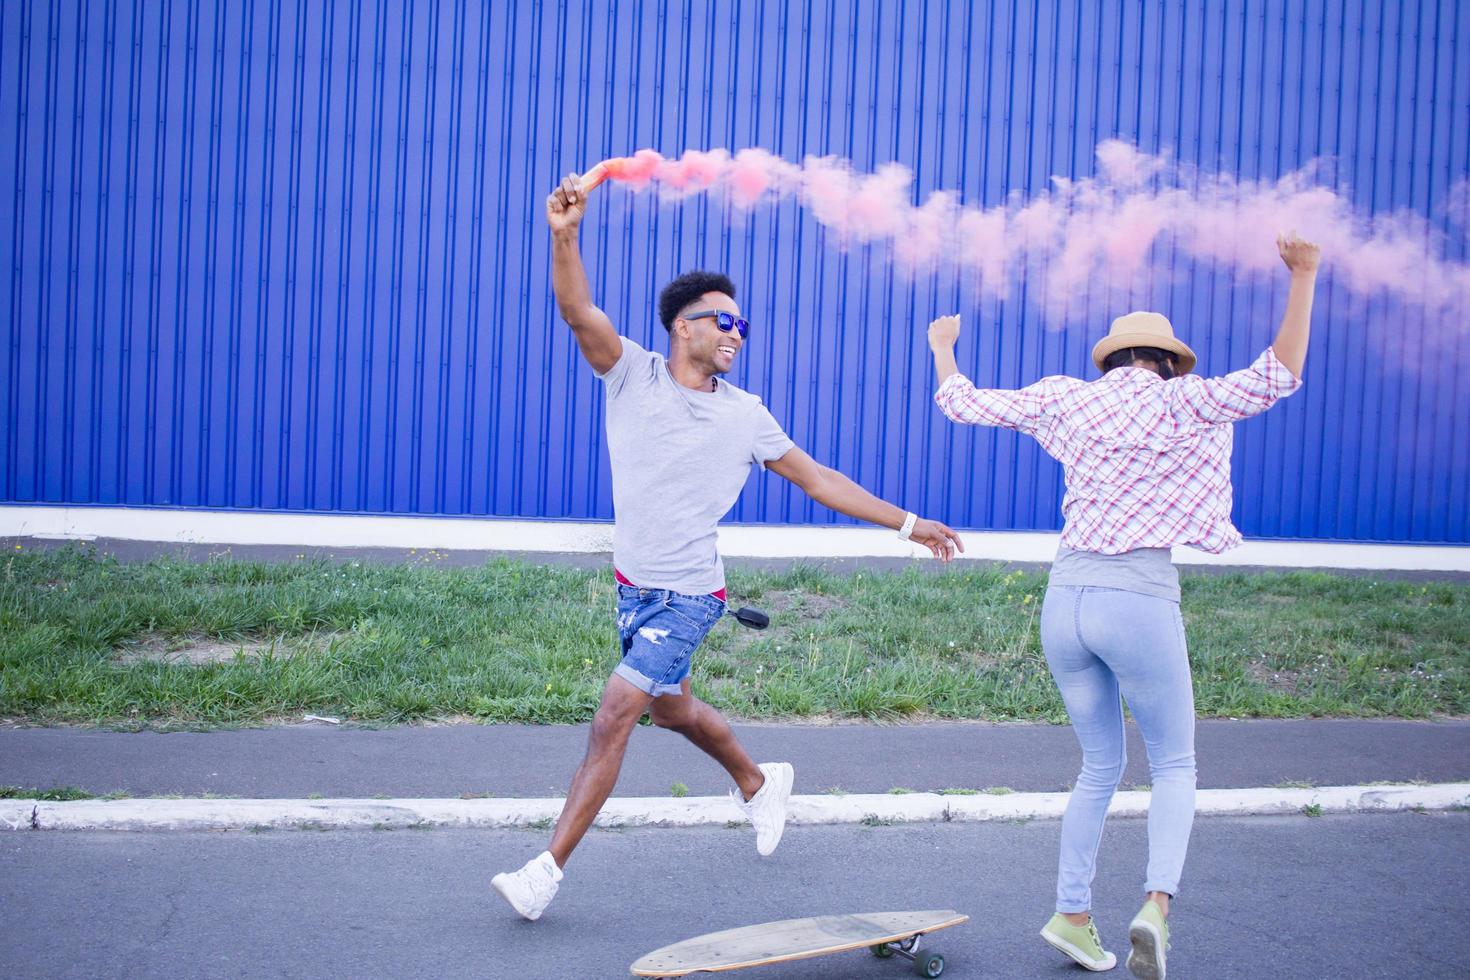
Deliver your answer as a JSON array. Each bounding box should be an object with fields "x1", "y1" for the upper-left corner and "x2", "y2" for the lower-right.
[{"x1": 615, "y1": 568, "x2": 727, "y2": 603}]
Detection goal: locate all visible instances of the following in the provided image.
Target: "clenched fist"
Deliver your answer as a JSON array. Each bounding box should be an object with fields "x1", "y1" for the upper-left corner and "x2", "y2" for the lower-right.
[
  {"x1": 546, "y1": 174, "x2": 589, "y2": 234},
  {"x1": 1276, "y1": 232, "x2": 1321, "y2": 275},
  {"x1": 928, "y1": 314, "x2": 961, "y2": 351}
]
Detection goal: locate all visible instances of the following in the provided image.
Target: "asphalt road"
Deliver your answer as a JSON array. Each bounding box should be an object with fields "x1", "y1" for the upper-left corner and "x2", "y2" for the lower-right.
[
  {"x1": 5, "y1": 719, "x2": 1466, "y2": 800},
  {"x1": 4, "y1": 811, "x2": 1465, "y2": 979}
]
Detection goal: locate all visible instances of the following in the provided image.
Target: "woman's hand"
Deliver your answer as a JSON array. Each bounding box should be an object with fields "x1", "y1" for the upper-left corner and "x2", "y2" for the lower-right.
[
  {"x1": 928, "y1": 314, "x2": 963, "y2": 386},
  {"x1": 928, "y1": 314, "x2": 961, "y2": 351},
  {"x1": 1276, "y1": 232, "x2": 1321, "y2": 275}
]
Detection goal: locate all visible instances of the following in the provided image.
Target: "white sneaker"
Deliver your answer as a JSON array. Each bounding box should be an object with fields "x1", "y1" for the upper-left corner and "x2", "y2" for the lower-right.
[
  {"x1": 491, "y1": 850, "x2": 563, "y2": 920},
  {"x1": 731, "y1": 762, "x2": 794, "y2": 856}
]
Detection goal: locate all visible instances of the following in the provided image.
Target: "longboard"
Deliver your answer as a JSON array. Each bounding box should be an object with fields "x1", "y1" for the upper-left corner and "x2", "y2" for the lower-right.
[{"x1": 630, "y1": 909, "x2": 969, "y2": 978}]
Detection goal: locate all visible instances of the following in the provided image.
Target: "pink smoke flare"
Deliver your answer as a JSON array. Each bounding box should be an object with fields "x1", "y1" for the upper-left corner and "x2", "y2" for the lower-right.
[{"x1": 583, "y1": 143, "x2": 1470, "y2": 318}]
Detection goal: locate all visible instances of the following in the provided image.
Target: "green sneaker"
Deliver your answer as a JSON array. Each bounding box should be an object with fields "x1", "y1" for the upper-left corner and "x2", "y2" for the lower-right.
[
  {"x1": 1126, "y1": 901, "x2": 1170, "y2": 979},
  {"x1": 1041, "y1": 913, "x2": 1118, "y2": 971}
]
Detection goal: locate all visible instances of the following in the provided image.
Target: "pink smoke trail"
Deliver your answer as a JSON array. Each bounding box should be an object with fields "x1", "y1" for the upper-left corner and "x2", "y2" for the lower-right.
[{"x1": 583, "y1": 143, "x2": 1470, "y2": 318}]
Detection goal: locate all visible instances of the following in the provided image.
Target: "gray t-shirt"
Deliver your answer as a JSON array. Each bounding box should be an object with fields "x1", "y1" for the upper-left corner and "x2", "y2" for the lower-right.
[
  {"x1": 1048, "y1": 545, "x2": 1181, "y2": 603},
  {"x1": 598, "y1": 336, "x2": 795, "y2": 595}
]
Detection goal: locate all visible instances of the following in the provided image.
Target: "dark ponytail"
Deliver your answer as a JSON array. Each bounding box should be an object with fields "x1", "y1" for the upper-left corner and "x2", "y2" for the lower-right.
[{"x1": 1102, "y1": 346, "x2": 1178, "y2": 380}]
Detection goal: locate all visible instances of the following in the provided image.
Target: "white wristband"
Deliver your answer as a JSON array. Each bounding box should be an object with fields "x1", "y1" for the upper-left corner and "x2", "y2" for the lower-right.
[{"x1": 897, "y1": 512, "x2": 918, "y2": 541}]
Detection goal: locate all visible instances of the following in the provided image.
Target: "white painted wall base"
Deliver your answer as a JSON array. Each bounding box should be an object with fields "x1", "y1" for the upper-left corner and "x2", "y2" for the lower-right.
[{"x1": 3, "y1": 504, "x2": 1467, "y2": 571}]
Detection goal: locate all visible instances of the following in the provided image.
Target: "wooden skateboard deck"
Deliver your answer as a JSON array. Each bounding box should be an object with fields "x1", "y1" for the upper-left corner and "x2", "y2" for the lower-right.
[{"x1": 630, "y1": 909, "x2": 969, "y2": 978}]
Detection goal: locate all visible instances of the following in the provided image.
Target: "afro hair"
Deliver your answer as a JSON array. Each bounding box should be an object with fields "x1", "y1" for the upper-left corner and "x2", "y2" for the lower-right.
[{"x1": 657, "y1": 270, "x2": 737, "y2": 331}]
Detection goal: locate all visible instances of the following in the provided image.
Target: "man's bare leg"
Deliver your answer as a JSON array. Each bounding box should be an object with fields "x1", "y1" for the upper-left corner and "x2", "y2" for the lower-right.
[
  {"x1": 547, "y1": 674, "x2": 652, "y2": 867},
  {"x1": 649, "y1": 677, "x2": 765, "y2": 801}
]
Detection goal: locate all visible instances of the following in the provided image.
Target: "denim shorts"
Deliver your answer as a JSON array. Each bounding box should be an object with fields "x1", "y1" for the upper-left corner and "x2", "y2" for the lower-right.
[{"x1": 613, "y1": 584, "x2": 726, "y2": 697}]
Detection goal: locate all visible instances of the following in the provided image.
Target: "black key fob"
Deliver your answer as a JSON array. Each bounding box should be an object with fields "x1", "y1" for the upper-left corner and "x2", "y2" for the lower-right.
[{"x1": 732, "y1": 606, "x2": 770, "y2": 630}]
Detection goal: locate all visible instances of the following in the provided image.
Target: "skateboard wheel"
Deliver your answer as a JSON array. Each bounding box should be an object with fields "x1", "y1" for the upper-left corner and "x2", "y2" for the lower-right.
[
  {"x1": 915, "y1": 952, "x2": 944, "y2": 977},
  {"x1": 870, "y1": 943, "x2": 895, "y2": 958}
]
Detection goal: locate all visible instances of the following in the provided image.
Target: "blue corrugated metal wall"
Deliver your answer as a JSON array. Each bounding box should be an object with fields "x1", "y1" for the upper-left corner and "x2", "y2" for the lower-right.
[{"x1": 2, "y1": 1, "x2": 1467, "y2": 542}]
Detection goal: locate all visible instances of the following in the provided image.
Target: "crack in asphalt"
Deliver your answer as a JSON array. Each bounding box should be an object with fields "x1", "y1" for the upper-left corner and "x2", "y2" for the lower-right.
[{"x1": 154, "y1": 886, "x2": 184, "y2": 944}]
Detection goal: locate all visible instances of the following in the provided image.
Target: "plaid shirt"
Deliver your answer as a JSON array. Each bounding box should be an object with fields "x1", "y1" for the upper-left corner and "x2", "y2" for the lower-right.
[{"x1": 934, "y1": 348, "x2": 1302, "y2": 554}]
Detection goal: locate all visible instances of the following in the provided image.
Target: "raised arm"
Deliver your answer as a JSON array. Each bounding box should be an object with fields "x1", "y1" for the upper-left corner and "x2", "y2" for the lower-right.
[
  {"x1": 1270, "y1": 233, "x2": 1321, "y2": 378},
  {"x1": 765, "y1": 447, "x2": 964, "y2": 561},
  {"x1": 547, "y1": 174, "x2": 622, "y2": 374},
  {"x1": 927, "y1": 314, "x2": 1065, "y2": 431},
  {"x1": 1168, "y1": 235, "x2": 1319, "y2": 425},
  {"x1": 928, "y1": 314, "x2": 963, "y2": 386}
]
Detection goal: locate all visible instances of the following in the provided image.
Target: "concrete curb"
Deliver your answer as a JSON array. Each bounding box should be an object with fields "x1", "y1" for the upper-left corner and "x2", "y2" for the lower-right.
[{"x1": 3, "y1": 783, "x2": 1466, "y2": 832}]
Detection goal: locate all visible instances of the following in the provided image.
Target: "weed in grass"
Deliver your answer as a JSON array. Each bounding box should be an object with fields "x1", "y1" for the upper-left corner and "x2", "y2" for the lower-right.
[
  {"x1": 308, "y1": 793, "x2": 323, "y2": 800},
  {"x1": 888, "y1": 787, "x2": 914, "y2": 795},
  {"x1": 823, "y1": 786, "x2": 848, "y2": 797},
  {"x1": 1274, "y1": 780, "x2": 1316, "y2": 789},
  {"x1": 981, "y1": 787, "x2": 1015, "y2": 796},
  {"x1": 938, "y1": 788, "x2": 979, "y2": 796},
  {"x1": 725, "y1": 820, "x2": 744, "y2": 830},
  {"x1": 0, "y1": 786, "x2": 94, "y2": 801},
  {"x1": 861, "y1": 814, "x2": 895, "y2": 827},
  {"x1": 460, "y1": 791, "x2": 493, "y2": 800},
  {"x1": 1130, "y1": 784, "x2": 1152, "y2": 793},
  {"x1": 525, "y1": 817, "x2": 553, "y2": 831},
  {"x1": 670, "y1": 782, "x2": 689, "y2": 798},
  {"x1": 1301, "y1": 803, "x2": 1324, "y2": 817}
]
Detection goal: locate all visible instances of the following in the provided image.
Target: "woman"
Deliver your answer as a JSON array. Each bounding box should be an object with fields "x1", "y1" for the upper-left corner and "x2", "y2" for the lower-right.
[{"x1": 928, "y1": 235, "x2": 1320, "y2": 978}]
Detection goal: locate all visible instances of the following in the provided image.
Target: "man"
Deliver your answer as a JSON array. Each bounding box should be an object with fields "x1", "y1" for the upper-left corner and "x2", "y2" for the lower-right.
[{"x1": 491, "y1": 173, "x2": 965, "y2": 920}]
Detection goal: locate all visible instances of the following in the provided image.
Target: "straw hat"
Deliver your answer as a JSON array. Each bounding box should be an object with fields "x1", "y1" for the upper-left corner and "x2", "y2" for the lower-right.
[{"x1": 1090, "y1": 311, "x2": 1197, "y2": 374}]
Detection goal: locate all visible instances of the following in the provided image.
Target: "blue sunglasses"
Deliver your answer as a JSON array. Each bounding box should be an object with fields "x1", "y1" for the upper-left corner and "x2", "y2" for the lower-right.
[{"x1": 682, "y1": 309, "x2": 750, "y2": 339}]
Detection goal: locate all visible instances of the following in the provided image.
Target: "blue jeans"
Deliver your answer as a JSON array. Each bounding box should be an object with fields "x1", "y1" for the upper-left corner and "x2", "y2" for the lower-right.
[
  {"x1": 1040, "y1": 585, "x2": 1197, "y2": 913},
  {"x1": 613, "y1": 585, "x2": 726, "y2": 697}
]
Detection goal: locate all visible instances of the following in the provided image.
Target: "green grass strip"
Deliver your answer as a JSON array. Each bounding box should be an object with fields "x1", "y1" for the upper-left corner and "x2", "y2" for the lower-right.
[{"x1": 1, "y1": 545, "x2": 1465, "y2": 727}]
